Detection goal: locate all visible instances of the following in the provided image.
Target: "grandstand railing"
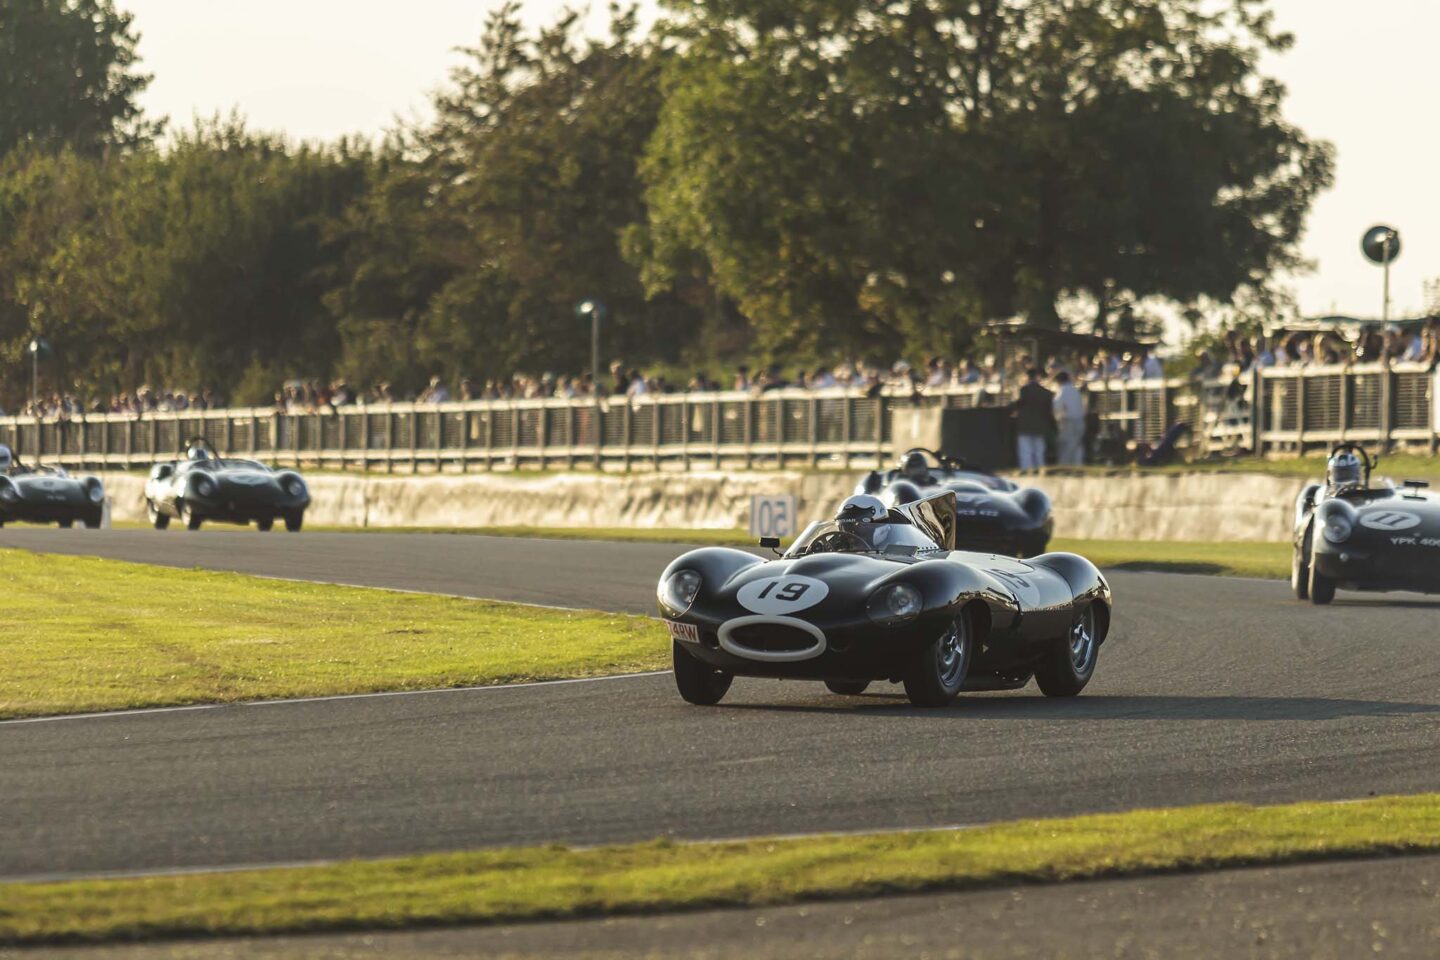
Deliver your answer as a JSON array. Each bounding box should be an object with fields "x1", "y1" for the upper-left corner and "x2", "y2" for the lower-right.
[{"x1": 1, "y1": 365, "x2": 1435, "y2": 471}]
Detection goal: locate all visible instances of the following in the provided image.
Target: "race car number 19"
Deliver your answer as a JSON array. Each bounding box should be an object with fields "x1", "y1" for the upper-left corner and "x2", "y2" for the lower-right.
[{"x1": 736, "y1": 575, "x2": 829, "y2": 614}]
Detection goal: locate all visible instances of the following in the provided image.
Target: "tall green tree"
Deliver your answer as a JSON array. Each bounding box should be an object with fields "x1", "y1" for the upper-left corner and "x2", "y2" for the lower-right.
[
  {"x1": 0, "y1": 0, "x2": 161, "y2": 157},
  {"x1": 636, "y1": 0, "x2": 1333, "y2": 360}
]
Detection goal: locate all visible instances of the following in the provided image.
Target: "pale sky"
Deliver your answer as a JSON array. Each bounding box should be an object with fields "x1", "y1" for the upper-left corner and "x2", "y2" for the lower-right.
[{"x1": 124, "y1": 0, "x2": 1439, "y2": 320}]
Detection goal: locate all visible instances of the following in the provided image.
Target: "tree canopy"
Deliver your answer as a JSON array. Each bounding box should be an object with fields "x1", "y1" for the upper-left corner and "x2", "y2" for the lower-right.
[{"x1": 0, "y1": 0, "x2": 1333, "y2": 409}]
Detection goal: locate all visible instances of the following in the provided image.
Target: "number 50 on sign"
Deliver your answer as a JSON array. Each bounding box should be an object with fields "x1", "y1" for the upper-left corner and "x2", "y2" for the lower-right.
[{"x1": 750, "y1": 495, "x2": 798, "y2": 539}]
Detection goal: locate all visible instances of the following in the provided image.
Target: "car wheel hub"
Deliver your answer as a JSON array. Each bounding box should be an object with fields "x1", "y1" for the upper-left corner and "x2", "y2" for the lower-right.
[
  {"x1": 936, "y1": 621, "x2": 967, "y2": 687},
  {"x1": 1069, "y1": 609, "x2": 1096, "y2": 674}
]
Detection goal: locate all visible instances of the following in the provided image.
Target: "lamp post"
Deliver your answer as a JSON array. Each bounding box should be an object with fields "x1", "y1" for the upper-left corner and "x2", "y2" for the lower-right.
[
  {"x1": 27, "y1": 338, "x2": 41, "y2": 409},
  {"x1": 1361, "y1": 225, "x2": 1402, "y2": 323},
  {"x1": 575, "y1": 300, "x2": 607, "y2": 467}
]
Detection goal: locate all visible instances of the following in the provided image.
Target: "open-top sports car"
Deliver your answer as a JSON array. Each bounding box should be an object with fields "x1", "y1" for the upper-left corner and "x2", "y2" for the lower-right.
[
  {"x1": 658, "y1": 491, "x2": 1111, "y2": 707},
  {"x1": 0, "y1": 445, "x2": 105, "y2": 529},
  {"x1": 144, "y1": 440, "x2": 310, "y2": 532},
  {"x1": 856, "y1": 448, "x2": 1053, "y2": 556},
  {"x1": 1293, "y1": 443, "x2": 1440, "y2": 604}
]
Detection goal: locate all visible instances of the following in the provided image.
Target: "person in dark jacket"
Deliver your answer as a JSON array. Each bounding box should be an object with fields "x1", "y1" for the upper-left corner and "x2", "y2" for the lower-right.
[{"x1": 1011, "y1": 368, "x2": 1055, "y2": 470}]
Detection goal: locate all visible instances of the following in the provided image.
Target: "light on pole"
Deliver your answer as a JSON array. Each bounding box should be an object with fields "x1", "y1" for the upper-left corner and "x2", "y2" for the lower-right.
[
  {"x1": 1361, "y1": 225, "x2": 1402, "y2": 322},
  {"x1": 575, "y1": 300, "x2": 607, "y2": 467},
  {"x1": 27, "y1": 338, "x2": 41, "y2": 408},
  {"x1": 575, "y1": 300, "x2": 606, "y2": 395}
]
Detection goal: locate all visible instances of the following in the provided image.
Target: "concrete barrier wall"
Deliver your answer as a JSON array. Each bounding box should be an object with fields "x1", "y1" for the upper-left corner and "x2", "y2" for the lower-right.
[{"x1": 96, "y1": 469, "x2": 1301, "y2": 542}]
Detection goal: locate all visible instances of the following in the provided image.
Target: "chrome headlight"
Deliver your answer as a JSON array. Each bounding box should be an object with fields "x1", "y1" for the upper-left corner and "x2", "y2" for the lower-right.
[
  {"x1": 86, "y1": 479, "x2": 105, "y2": 503},
  {"x1": 282, "y1": 475, "x2": 307, "y2": 498},
  {"x1": 192, "y1": 476, "x2": 216, "y2": 498},
  {"x1": 0, "y1": 481, "x2": 17, "y2": 502},
  {"x1": 1321, "y1": 512, "x2": 1354, "y2": 544},
  {"x1": 659, "y1": 569, "x2": 702, "y2": 614},
  {"x1": 868, "y1": 583, "x2": 923, "y2": 624}
]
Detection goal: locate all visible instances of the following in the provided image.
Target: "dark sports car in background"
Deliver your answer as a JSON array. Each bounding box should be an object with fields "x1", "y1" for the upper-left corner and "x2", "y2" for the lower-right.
[
  {"x1": 144, "y1": 442, "x2": 310, "y2": 532},
  {"x1": 658, "y1": 491, "x2": 1111, "y2": 707},
  {"x1": 1293, "y1": 444, "x2": 1440, "y2": 604},
  {"x1": 0, "y1": 445, "x2": 105, "y2": 529},
  {"x1": 857, "y1": 448, "x2": 1053, "y2": 557}
]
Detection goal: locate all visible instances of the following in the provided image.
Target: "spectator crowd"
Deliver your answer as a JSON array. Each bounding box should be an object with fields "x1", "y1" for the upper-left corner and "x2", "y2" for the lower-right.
[{"x1": 6, "y1": 318, "x2": 1440, "y2": 423}]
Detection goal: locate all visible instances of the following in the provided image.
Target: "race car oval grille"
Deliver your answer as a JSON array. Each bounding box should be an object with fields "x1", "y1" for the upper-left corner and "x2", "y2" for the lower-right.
[
  {"x1": 718, "y1": 616, "x2": 827, "y2": 662},
  {"x1": 729, "y1": 624, "x2": 816, "y2": 652}
]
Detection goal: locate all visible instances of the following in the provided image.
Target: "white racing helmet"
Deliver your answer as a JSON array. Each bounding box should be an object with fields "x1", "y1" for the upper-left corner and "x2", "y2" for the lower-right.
[
  {"x1": 0, "y1": 444, "x2": 11, "y2": 471},
  {"x1": 836, "y1": 494, "x2": 887, "y2": 526},
  {"x1": 1327, "y1": 450, "x2": 1363, "y2": 490}
]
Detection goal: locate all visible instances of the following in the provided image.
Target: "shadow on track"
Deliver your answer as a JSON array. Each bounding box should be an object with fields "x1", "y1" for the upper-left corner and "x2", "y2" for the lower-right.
[{"x1": 714, "y1": 693, "x2": 1440, "y2": 722}]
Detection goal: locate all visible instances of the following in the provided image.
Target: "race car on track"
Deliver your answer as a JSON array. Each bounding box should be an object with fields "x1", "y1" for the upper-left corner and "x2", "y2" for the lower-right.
[
  {"x1": 1293, "y1": 444, "x2": 1440, "y2": 604},
  {"x1": 658, "y1": 491, "x2": 1111, "y2": 707},
  {"x1": 144, "y1": 440, "x2": 310, "y2": 532},
  {"x1": 0, "y1": 445, "x2": 105, "y2": 529},
  {"x1": 856, "y1": 448, "x2": 1053, "y2": 556}
]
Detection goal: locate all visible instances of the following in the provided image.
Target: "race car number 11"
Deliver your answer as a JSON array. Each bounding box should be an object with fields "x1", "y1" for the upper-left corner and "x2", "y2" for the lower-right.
[{"x1": 737, "y1": 575, "x2": 829, "y2": 614}]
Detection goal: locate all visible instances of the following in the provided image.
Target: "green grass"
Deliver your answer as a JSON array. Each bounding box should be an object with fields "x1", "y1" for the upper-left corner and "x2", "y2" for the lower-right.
[
  {"x1": 309, "y1": 524, "x2": 756, "y2": 545},
  {"x1": 0, "y1": 549, "x2": 663, "y2": 720},
  {"x1": 315, "y1": 526, "x2": 1291, "y2": 579},
  {"x1": 4, "y1": 793, "x2": 1440, "y2": 945},
  {"x1": 1053, "y1": 538, "x2": 1288, "y2": 579}
]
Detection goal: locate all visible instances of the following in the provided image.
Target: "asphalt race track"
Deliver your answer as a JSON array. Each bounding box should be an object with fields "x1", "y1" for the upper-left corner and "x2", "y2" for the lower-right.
[{"x1": 4, "y1": 528, "x2": 1440, "y2": 885}]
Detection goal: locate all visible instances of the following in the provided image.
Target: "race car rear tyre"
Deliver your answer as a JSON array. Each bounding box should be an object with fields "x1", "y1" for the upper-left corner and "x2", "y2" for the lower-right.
[
  {"x1": 1308, "y1": 559, "x2": 1336, "y2": 606},
  {"x1": 257, "y1": 517, "x2": 274, "y2": 532},
  {"x1": 58, "y1": 520, "x2": 73, "y2": 529},
  {"x1": 1035, "y1": 603, "x2": 1099, "y2": 698},
  {"x1": 84, "y1": 517, "x2": 100, "y2": 529},
  {"x1": 903, "y1": 610, "x2": 973, "y2": 707},
  {"x1": 1292, "y1": 529, "x2": 1311, "y2": 600},
  {"x1": 824, "y1": 680, "x2": 870, "y2": 696},
  {"x1": 148, "y1": 501, "x2": 169, "y2": 530},
  {"x1": 284, "y1": 512, "x2": 303, "y2": 533},
  {"x1": 672, "y1": 640, "x2": 733, "y2": 705}
]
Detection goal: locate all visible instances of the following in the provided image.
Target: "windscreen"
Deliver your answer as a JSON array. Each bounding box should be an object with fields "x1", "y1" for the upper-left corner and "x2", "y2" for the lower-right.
[{"x1": 786, "y1": 518, "x2": 939, "y2": 557}]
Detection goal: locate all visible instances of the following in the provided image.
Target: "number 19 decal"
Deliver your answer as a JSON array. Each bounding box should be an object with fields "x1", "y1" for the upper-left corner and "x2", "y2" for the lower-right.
[{"x1": 737, "y1": 575, "x2": 829, "y2": 614}]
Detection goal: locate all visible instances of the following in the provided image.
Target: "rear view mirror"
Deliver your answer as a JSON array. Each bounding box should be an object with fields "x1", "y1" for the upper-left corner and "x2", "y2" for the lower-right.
[
  {"x1": 758, "y1": 536, "x2": 781, "y2": 551},
  {"x1": 1403, "y1": 479, "x2": 1429, "y2": 489}
]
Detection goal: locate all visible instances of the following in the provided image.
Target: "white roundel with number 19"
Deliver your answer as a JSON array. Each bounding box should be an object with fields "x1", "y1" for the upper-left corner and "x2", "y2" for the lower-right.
[{"x1": 736, "y1": 575, "x2": 829, "y2": 614}]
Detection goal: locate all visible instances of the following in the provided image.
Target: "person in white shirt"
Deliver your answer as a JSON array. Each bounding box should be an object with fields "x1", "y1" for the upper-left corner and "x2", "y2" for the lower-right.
[{"x1": 1052, "y1": 372, "x2": 1087, "y2": 465}]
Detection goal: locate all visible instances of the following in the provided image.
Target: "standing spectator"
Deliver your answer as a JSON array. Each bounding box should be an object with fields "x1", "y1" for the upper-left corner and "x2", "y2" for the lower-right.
[
  {"x1": 1010, "y1": 368, "x2": 1054, "y2": 471},
  {"x1": 1052, "y1": 371, "x2": 1086, "y2": 466},
  {"x1": 733, "y1": 365, "x2": 751, "y2": 391}
]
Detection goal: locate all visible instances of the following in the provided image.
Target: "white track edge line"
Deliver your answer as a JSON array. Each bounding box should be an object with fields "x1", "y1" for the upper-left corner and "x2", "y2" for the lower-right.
[{"x1": 0, "y1": 671, "x2": 670, "y2": 726}]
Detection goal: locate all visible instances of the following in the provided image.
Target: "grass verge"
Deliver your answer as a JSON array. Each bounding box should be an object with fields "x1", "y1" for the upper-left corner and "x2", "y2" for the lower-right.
[
  {"x1": 0, "y1": 549, "x2": 663, "y2": 720},
  {"x1": 4, "y1": 794, "x2": 1440, "y2": 945},
  {"x1": 1052, "y1": 538, "x2": 1288, "y2": 579},
  {"x1": 304, "y1": 526, "x2": 1292, "y2": 580}
]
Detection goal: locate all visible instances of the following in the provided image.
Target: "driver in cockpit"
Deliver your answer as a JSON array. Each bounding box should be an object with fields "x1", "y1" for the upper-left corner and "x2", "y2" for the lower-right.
[
  {"x1": 900, "y1": 451, "x2": 934, "y2": 486},
  {"x1": 0, "y1": 444, "x2": 12, "y2": 474},
  {"x1": 1325, "y1": 449, "x2": 1364, "y2": 497},
  {"x1": 833, "y1": 494, "x2": 896, "y2": 551}
]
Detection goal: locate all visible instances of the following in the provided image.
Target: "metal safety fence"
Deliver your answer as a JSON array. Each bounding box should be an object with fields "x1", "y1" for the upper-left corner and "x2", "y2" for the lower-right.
[{"x1": 1, "y1": 365, "x2": 1435, "y2": 471}]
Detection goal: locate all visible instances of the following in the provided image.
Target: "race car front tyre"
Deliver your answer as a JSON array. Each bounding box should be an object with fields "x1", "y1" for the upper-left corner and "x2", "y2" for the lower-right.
[
  {"x1": 148, "y1": 501, "x2": 170, "y2": 530},
  {"x1": 672, "y1": 640, "x2": 733, "y2": 705},
  {"x1": 903, "y1": 609, "x2": 973, "y2": 707},
  {"x1": 187, "y1": 511, "x2": 203, "y2": 531},
  {"x1": 1308, "y1": 556, "x2": 1336, "y2": 606},
  {"x1": 1292, "y1": 528, "x2": 1311, "y2": 600},
  {"x1": 1035, "y1": 603, "x2": 1099, "y2": 698},
  {"x1": 824, "y1": 680, "x2": 870, "y2": 696},
  {"x1": 84, "y1": 516, "x2": 101, "y2": 529},
  {"x1": 58, "y1": 520, "x2": 73, "y2": 529},
  {"x1": 284, "y1": 512, "x2": 303, "y2": 533},
  {"x1": 257, "y1": 517, "x2": 274, "y2": 532}
]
